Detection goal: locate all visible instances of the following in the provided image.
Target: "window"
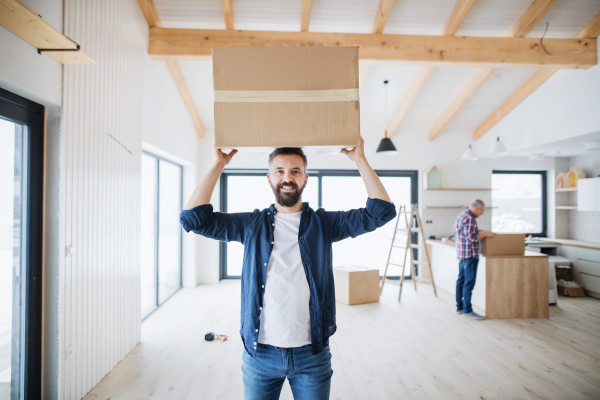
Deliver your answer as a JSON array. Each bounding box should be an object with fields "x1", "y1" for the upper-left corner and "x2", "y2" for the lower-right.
[
  {"x1": 220, "y1": 169, "x2": 417, "y2": 280},
  {"x1": 0, "y1": 88, "x2": 44, "y2": 399},
  {"x1": 491, "y1": 171, "x2": 547, "y2": 237},
  {"x1": 140, "y1": 152, "x2": 183, "y2": 320}
]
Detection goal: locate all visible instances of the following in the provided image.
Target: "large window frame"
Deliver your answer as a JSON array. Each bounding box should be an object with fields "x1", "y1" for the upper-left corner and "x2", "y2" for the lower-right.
[
  {"x1": 492, "y1": 170, "x2": 547, "y2": 237},
  {"x1": 219, "y1": 169, "x2": 418, "y2": 280},
  {"x1": 0, "y1": 87, "x2": 44, "y2": 399},
  {"x1": 141, "y1": 151, "x2": 183, "y2": 321}
]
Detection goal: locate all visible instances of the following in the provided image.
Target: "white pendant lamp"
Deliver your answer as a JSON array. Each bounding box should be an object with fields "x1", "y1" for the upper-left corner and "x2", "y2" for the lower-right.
[
  {"x1": 489, "y1": 108, "x2": 507, "y2": 157},
  {"x1": 462, "y1": 144, "x2": 478, "y2": 160},
  {"x1": 461, "y1": 107, "x2": 477, "y2": 160},
  {"x1": 376, "y1": 80, "x2": 398, "y2": 155}
]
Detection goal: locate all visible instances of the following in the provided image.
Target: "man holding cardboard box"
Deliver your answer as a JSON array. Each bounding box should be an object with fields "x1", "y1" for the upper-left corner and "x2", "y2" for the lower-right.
[
  {"x1": 179, "y1": 137, "x2": 396, "y2": 399},
  {"x1": 453, "y1": 199, "x2": 496, "y2": 320}
]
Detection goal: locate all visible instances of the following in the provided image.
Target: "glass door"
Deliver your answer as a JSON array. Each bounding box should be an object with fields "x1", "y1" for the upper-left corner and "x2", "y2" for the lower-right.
[
  {"x1": 321, "y1": 172, "x2": 416, "y2": 278},
  {"x1": 0, "y1": 88, "x2": 44, "y2": 400},
  {"x1": 220, "y1": 169, "x2": 417, "y2": 280},
  {"x1": 140, "y1": 152, "x2": 183, "y2": 320}
]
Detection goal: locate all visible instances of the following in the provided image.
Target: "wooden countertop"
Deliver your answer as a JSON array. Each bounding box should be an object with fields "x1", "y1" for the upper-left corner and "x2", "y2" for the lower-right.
[
  {"x1": 426, "y1": 239, "x2": 547, "y2": 258},
  {"x1": 537, "y1": 238, "x2": 600, "y2": 250}
]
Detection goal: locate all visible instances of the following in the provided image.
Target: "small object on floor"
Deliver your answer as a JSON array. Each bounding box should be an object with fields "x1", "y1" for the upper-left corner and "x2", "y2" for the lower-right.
[
  {"x1": 456, "y1": 309, "x2": 463, "y2": 315},
  {"x1": 463, "y1": 312, "x2": 486, "y2": 320},
  {"x1": 205, "y1": 332, "x2": 229, "y2": 341}
]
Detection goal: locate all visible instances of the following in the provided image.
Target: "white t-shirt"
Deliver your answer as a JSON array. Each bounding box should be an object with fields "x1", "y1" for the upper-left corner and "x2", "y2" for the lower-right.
[{"x1": 257, "y1": 211, "x2": 312, "y2": 347}]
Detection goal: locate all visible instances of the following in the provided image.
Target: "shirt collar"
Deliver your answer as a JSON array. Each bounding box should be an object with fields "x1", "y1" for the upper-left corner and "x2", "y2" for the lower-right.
[
  {"x1": 269, "y1": 202, "x2": 309, "y2": 213},
  {"x1": 465, "y1": 209, "x2": 476, "y2": 218}
]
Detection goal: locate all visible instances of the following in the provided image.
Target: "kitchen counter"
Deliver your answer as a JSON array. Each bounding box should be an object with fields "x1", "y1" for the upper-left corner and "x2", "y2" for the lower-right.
[
  {"x1": 536, "y1": 238, "x2": 600, "y2": 250},
  {"x1": 426, "y1": 239, "x2": 549, "y2": 319}
]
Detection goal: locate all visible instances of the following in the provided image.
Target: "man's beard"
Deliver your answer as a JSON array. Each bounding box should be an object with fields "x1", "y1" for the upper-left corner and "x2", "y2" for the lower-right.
[{"x1": 271, "y1": 180, "x2": 305, "y2": 207}]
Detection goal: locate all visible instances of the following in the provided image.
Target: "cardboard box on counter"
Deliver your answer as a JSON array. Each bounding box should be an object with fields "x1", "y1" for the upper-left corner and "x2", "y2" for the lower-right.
[
  {"x1": 212, "y1": 46, "x2": 360, "y2": 152},
  {"x1": 333, "y1": 266, "x2": 380, "y2": 305},
  {"x1": 481, "y1": 233, "x2": 525, "y2": 256}
]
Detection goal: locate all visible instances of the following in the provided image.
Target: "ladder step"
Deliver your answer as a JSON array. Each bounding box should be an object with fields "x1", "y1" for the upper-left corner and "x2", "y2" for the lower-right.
[
  {"x1": 409, "y1": 244, "x2": 423, "y2": 249},
  {"x1": 387, "y1": 262, "x2": 405, "y2": 267},
  {"x1": 412, "y1": 260, "x2": 429, "y2": 265},
  {"x1": 396, "y1": 227, "x2": 420, "y2": 232},
  {"x1": 392, "y1": 245, "x2": 406, "y2": 249}
]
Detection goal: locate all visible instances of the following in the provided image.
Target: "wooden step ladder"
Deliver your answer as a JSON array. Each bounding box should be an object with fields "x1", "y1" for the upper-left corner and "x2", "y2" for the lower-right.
[{"x1": 380, "y1": 204, "x2": 438, "y2": 302}]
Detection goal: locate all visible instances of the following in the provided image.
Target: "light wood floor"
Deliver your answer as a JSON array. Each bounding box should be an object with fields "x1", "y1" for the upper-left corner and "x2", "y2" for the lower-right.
[{"x1": 83, "y1": 280, "x2": 600, "y2": 400}]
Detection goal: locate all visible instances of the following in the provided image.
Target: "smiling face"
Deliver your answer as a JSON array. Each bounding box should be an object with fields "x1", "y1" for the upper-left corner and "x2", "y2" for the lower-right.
[{"x1": 267, "y1": 154, "x2": 308, "y2": 208}]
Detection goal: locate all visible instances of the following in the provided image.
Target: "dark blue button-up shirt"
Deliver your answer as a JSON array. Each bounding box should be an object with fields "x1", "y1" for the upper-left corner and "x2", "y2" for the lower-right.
[{"x1": 180, "y1": 197, "x2": 397, "y2": 357}]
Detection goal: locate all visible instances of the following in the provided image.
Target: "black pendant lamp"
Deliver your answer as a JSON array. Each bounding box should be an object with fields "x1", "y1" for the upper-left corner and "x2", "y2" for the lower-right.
[{"x1": 376, "y1": 80, "x2": 398, "y2": 155}]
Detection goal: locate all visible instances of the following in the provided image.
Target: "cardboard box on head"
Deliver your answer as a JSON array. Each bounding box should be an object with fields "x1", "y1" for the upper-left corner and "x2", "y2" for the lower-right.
[{"x1": 212, "y1": 46, "x2": 361, "y2": 153}]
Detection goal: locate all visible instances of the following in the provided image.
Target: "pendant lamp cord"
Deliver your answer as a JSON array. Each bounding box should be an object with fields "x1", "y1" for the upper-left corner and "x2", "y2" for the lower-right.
[{"x1": 384, "y1": 80, "x2": 388, "y2": 138}]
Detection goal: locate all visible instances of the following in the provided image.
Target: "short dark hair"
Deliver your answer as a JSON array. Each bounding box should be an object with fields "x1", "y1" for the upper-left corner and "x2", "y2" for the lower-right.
[{"x1": 268, "y1": 148, "x2": 307, "y2": 172}]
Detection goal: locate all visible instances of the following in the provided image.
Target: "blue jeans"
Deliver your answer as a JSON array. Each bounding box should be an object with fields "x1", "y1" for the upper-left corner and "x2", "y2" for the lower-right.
[
  {"x1": 242, "y1": 343, "x2": 333, "y2": 400},
  {"x1": 456, "y1": 257, "x2": 479, "y2": 313}
]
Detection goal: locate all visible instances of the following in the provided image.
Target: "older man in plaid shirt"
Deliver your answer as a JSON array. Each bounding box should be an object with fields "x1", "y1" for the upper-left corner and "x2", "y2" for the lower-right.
[{"x1": 453, "y1": 199, "x2": 496, "y2": 320}]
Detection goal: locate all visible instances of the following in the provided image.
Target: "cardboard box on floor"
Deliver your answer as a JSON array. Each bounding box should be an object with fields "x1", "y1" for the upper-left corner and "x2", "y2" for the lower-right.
[
  {"x1": 333, "y1": 266, "x2": 380, "y2": 305},
  {"x1": 557, "y1": 280, "x2": 586, "y2": 297},
  {"x1": 481, "y1": 233, "x2": 525, "y2": 256},
  {"x1": 212, "y1": 46, "x2": 361, "y2": 152}
]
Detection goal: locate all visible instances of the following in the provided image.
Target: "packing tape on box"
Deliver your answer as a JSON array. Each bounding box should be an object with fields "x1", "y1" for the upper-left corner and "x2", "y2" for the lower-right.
[{"x1": 213, "y1": 89, "x2": 359, "y2": 103}]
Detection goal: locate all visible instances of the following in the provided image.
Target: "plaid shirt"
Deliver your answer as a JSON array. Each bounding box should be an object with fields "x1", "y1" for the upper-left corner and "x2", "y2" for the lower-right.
[{"x1": 453, "y1": 209, "x2": 479, "y2": 260}]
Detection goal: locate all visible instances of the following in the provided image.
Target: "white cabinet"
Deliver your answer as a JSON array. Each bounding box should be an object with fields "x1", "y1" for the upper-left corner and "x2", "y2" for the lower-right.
[{"x1": 577, "y1": 177, "x2": 599, "y2": 211}]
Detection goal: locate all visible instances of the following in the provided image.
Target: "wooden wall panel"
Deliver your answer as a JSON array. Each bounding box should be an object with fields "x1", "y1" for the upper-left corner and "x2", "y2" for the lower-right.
[{"x1": 61, "y1": 1, "x2": 146, "y2": 398}]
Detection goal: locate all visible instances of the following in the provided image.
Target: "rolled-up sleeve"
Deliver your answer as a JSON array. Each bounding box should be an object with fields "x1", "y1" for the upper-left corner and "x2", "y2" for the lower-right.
[
  {"x1": 180, "y1": 204, "x2": 252, "y2": 243},
  {"x1": 465, "y1": 218, "x2": 479, "y2": 243},
  {"x1": 324, "y1": 197, "x2": 397, "y2": 243}
]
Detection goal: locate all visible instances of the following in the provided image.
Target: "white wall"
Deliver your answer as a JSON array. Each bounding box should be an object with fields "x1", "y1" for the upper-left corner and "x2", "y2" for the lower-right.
[
  {"x1": 477, "y1": 64, "x2": 600, "y2": 155},
  {"x1": 59, "y1": 1, "x2": 147, "y2": 399}
]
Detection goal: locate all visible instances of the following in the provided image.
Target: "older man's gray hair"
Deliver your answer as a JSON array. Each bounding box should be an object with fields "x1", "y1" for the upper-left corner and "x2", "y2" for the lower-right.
[{"x1": 470, "y1": 199, "x2": 485, "y2": 209}]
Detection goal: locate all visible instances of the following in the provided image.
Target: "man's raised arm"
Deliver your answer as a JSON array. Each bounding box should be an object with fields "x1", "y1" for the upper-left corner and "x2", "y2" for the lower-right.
[
  {"x1": 184, "y1": 148, "x2": 238, "y2": 210},
  {"x1": 341, "y1": 137, "x2": 392, "y2": 203}
]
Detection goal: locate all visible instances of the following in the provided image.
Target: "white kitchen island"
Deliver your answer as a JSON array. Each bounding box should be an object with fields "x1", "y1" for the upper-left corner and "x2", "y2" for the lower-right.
[{"x1": 427, "y1": 239, "x2": 549, "y2": 319}]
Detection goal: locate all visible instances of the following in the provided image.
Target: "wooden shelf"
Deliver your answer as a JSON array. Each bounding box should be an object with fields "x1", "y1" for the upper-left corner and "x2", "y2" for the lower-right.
[
  {"x1": 556, "y1": 206, "x2": 577, "y2": 210},
  {"x1": 0, "y1": 0, "x2": 96, "y2": 65},
  {"x1": 556, "y1": 188, "x2": 577, "y2": 192},
  {"x1": 425, "y1": 188, "x2": 492, "y2": 191}
]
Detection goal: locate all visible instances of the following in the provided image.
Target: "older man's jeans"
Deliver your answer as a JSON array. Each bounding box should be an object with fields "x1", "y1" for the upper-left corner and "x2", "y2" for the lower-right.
[
  {"x1": 242, "y1": 343, "x2": 333, "y2": 400},
  {"x1": 456, "y1": 257, "x2": 479, "y2": 313}
]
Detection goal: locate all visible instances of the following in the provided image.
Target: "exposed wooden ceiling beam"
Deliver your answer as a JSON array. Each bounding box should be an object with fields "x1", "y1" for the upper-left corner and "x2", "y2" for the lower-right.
[
  {"x1": 301, "y1": 0, "x2": 313, "y2": 32},
  {"x1": 427, "y1": 0, "x2": 559, "y2": 141},
  {"x1": 473, "y1": 12, "x2": 600, "y2": 141},
  {"x1": 220, "y1": 0, "x2": 234, "y2": 30},
  {"x1": 441, "y1": 0, "x2": 478, "y2": 36},
  {"x1": 148, "y1": 27, "x2": 594, "y2": 69},
  {"x1": 386, "y1": 0, "x2": 477, "y2": 137},
  {"x1": 137, "y1": 0, "x2": 205, "y2": 139},
  {"x1": 372, "y1": 0, "x2": 395, "y2": 34}
]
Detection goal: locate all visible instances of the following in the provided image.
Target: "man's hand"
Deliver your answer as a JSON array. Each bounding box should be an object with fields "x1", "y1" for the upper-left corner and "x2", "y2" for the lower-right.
[
  {"x1": 214, "y1": 148, "x2": 238, "y2": 166},
  {"x1": 340, "y1": 136, "x2": 366, "y2": 162},
  {"x1": 479, "y1": 231, "x2": 497, "y2": 240}
]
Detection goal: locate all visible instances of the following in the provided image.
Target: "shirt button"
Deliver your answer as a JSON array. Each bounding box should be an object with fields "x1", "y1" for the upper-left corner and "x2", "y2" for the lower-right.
[
  {"x1": 254, "y1": 346, "x2": 257, "y2": 349},
  {"x1": 268, "y1": 213, "x2": 270, "y2": 215},
  {"x1": 254, "y1": 342, "x2": 257, "y2": 345},
  {"x1": 255, "y1": 329, "x2": 258, "y2": 332},
  {"x1": 264, "y1": 263, "x2": 267, "y2": 266},
  {"x1": 262, "y1": 285, "x2": 265, "y2": 288},
  {"x1": 259, "y1": 307, "x2": 262, "y2": 310},
  {"x1": 271, "y1": 241, "x2": 274, "y2": 244},
  {"x1": 272, "y1": 223, "x2": 275, "y2": 226}
]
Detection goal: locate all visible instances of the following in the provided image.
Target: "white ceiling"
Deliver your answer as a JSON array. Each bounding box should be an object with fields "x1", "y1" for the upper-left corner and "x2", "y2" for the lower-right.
[{"x1": 154, "y1": 0, "x2": 600, "y2": 151}]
